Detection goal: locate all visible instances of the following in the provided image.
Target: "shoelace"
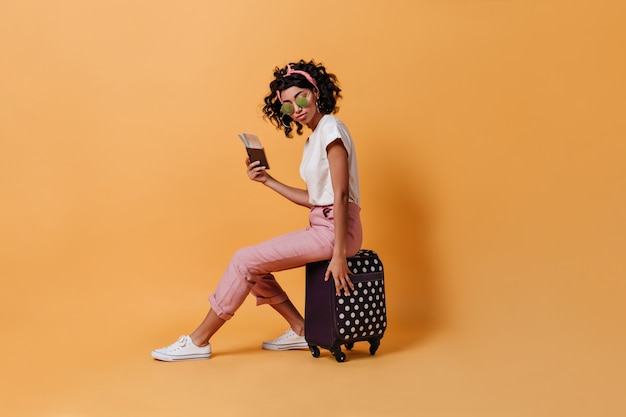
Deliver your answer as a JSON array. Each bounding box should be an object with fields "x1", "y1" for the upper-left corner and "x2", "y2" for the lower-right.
[
  {"x1": 169, "y1": 336, "x2": 188, "y2": 351},
  {"x1": 276, "y1": 330, "x2": 296, "y2": 341}
]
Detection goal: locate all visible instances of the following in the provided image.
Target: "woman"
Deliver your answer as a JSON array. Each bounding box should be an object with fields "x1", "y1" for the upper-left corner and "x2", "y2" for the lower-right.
[{"x1": 152, "y1": 59, "x2": 363, "y2": 361}]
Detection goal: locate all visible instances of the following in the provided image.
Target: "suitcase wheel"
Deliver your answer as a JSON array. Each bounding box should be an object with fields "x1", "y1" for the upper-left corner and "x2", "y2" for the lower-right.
[
  {"x1": 369, "y1": 338, "x2": 381, "y2": 355},
  {"x1": 330, "y1": 346, "x2": 346, "y2": 363},
  {"x1": 309, "y1": 345, "x2": 321, "y2": 358},
  {"x1": 345, "y1": 342, "x2": 354, "y2": 350}
]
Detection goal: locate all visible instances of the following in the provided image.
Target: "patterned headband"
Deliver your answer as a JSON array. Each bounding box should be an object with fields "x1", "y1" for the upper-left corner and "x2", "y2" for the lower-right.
[{"x1": 276, "y1": 65, "x2": 319, "y2": 103}]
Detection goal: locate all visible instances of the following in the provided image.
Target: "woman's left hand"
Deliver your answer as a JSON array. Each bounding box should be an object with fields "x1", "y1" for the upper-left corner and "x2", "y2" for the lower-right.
[
  {"x1": 325, "y1": 256, "x2": 354, "y2": 296},
  {"x1": 246, "y1": 158, "x2": 269, "y2": 184}
]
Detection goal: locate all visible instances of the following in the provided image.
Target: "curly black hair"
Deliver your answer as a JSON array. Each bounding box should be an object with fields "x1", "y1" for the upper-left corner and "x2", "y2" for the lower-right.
[{"x1": 262, "y1": 59, "x2": 342, "y2": 138}]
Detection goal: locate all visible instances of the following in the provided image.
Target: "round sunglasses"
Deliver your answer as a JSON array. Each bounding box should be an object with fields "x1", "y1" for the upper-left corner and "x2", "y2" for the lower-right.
[{"x1": 280, "y1": 96, "x2": 310, "y2": 116}]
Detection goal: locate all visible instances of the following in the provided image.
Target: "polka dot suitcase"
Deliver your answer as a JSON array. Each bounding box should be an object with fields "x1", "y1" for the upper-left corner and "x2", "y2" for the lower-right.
[{"x1": 304, "y1": 249, "x2": 387, "y2": 362}]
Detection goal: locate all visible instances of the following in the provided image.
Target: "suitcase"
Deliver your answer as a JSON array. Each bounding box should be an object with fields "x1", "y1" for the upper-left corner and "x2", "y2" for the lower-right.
[{"x1": 304, "y1": 249, "x2": 387, "y2": 362}]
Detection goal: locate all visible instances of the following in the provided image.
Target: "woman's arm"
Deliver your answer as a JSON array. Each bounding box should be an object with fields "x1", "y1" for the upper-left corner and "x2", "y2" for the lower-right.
[
  {"x1": 323, "y1": 139, "x2": 354, "y2": 296},
  {"x1": 247, "y1": 159, "x2": 312, "y2": 208}
]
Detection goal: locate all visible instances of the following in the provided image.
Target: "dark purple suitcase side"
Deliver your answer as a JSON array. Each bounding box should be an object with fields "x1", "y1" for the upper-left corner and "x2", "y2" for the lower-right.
[{"x1": 304, "y1": 249, "x2": 387, "y2": 362}]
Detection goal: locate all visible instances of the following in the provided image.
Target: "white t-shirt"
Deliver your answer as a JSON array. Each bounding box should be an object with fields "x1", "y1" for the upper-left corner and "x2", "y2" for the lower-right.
[{"x1": 300, "y1": 115, "x2": 360, "y2": 207}]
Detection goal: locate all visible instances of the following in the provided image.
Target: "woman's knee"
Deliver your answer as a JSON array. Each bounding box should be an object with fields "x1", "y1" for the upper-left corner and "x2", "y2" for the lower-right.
[{"x1": 230, "y1": 246, "x2": 265, "y2": 283}]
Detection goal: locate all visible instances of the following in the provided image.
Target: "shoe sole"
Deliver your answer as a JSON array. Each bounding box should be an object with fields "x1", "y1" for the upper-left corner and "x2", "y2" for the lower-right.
[
  {"x1": 151, "y1": 352, "x2": 211, "y2": 361},
  {"x1": 262, "y1": 343, "x2": 309, "y2": 351}
]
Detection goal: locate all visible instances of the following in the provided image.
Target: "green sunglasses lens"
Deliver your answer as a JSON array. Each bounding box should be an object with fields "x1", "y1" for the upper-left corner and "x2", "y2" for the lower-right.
[
  {"x1": 280, "y1": 103, "x2": 294, "y2": 115},
  {"x1": 280, "y1": 96, "x2": 310, "y2": 115},
  {"x1": 295, "y1": 96, "x2": 309, "y2": 108}
]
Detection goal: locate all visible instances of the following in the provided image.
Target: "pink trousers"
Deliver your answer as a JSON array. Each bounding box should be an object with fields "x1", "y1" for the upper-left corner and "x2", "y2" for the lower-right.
[{"x1": 208, "y1": 203, "x2": 363, "y2": 320}]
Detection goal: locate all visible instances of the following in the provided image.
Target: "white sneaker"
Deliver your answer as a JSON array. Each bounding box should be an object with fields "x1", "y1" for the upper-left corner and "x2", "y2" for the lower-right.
[
  {"x1": 262, "y1": 329, "x2": 308, "y2": 351},
  {"x1": 151, "y1": 335, "x2": 211, "y2": 361}
]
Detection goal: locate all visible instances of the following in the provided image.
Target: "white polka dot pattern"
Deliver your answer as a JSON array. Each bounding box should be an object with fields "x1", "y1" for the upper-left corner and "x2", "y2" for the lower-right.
[
  {"x1": 347, "y1": 250, "x2": 384, "y2": 274},
  {"x1": 336, "y1": 250, "x2": 387, "y2": 341},
  {"x1": 336, "y1": 280, "x2": 386, "y2": 340}
]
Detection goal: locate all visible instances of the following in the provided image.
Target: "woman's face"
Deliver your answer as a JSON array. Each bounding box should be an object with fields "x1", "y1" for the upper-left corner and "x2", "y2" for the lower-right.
[{"x1": 279, "y1": 86, "x2": 321, "y2": 129}]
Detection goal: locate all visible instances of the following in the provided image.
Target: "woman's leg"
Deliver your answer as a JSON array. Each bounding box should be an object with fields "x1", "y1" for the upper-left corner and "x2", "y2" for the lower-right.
[
  {"x1": 181, "y1": 225, "x2": 331, "y2": 350},
  {"x1": 153, "y1": 205, "x2": 362, "y2": 359},
  {"x1": 189, "y1": 309, "x2": 225, "y2": 347},
  {"x1": 269, "y1": 299, "x2": 304, "y2": 335}
]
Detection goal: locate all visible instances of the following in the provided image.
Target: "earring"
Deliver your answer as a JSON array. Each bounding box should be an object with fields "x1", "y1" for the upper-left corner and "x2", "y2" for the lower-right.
[{"x1": 281, "y1": 114, "x2": 291, "y2": 129}]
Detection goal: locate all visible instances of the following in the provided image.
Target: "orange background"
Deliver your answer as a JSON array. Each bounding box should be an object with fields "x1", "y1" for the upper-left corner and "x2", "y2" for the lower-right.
[{"x1": 1, "y1": 1, "x2": 625, "y2": 416}]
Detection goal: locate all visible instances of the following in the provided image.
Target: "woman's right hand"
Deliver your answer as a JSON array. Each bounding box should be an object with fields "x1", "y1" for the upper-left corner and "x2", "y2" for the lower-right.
[{"x1": 246, "y1": 158, "x2": 270, "y2": 184}]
